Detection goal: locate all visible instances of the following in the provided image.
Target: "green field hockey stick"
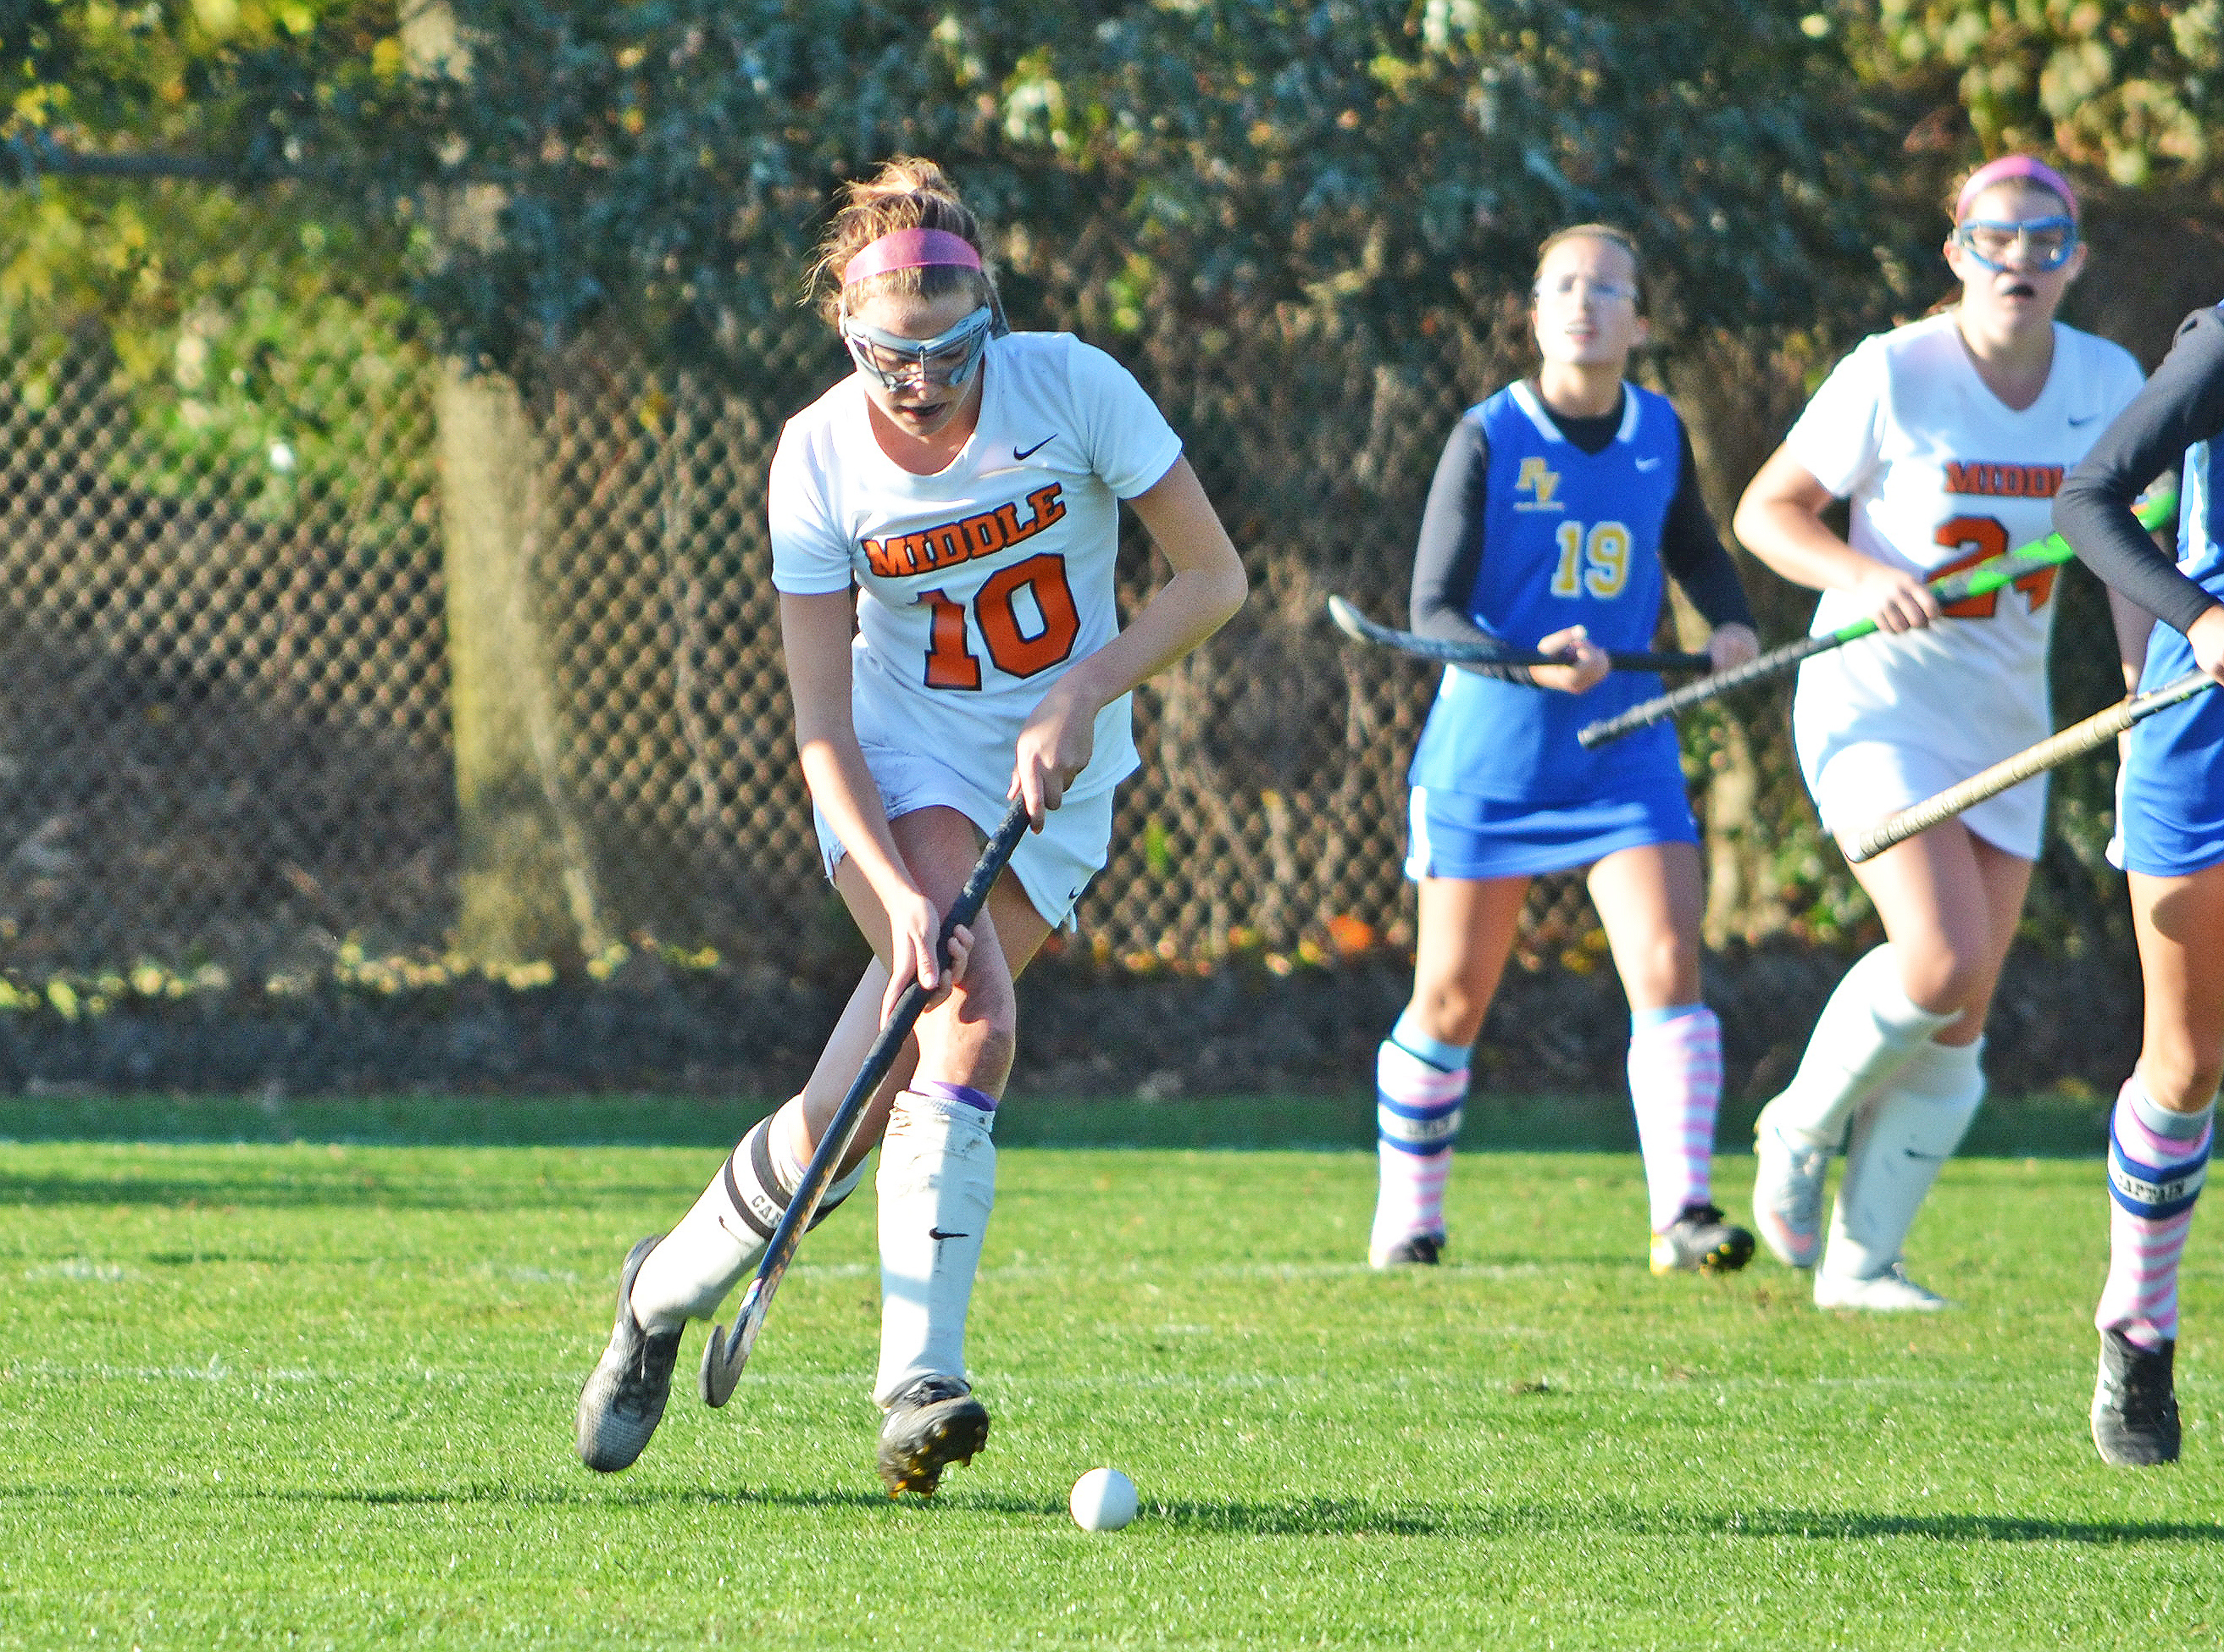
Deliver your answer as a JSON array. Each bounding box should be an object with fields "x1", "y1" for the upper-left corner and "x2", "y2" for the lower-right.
[
  {"x1": 1576, "y1": 488, "x2": 2181, "y2": 751},
  {"x1": 700, "y1": 796, "x2": 1031, "y2": 1405},
  {"x1": 1847, "y1": 668, "x2": 2216, "y2": 863},
  {"x1": 1326, "y1": 595, "x2": 1711, "y2": 674}
]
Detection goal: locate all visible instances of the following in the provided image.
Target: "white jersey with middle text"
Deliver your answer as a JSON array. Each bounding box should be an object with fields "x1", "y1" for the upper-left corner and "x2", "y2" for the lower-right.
[
  {"x1": 770, "y1": 330, "x2": 1184, "y2": 807},
  {"x1": 1785, "y1": 311, "x2": 2144, "y2": 853}
]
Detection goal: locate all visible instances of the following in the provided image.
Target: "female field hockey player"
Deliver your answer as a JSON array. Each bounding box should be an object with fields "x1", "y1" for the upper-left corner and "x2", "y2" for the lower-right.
[
  {"x1": 2055, "y1": 298, "x2": 2224, "y2": 1464},
  {"x1": 576, "y1": 158, "x2": 1246, "y2": 1494},
  {"x1": 1366, "y1": 224, "x2": 1763, "y2": 1278},
  {"x1": 1734, "y1": 157, "x2": 2144, "y2": 1310}
]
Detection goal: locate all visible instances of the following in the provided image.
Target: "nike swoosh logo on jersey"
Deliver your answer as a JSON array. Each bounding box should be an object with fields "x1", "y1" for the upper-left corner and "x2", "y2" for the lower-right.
[
  {"x1": 2068, "y1": 413, "x2": 2099, "y2": 425},
  {"x1": 1635, "y1": 457, "x2": 1664, "y2": 471},
  {"x1": 1014, "y1": 435, "x2": 1057, "y2": 461}
]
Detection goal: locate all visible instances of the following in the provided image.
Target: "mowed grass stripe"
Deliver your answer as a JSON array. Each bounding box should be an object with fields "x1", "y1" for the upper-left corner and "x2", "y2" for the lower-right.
[{"x1": 0, "y1": 1137, "x2": 2216, "y2": 1649}]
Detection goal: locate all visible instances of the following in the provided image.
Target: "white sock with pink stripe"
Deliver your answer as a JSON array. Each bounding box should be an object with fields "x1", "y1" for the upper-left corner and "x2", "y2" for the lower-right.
[
  {"x1": 1369, "y1": 1012, "x2": 1469, "y2": 1264},
  {"x1": 2096, "y1": 1075, "x2": 2213, "y2": 1353},
  {"x1": 1628, "y1": 1005, "x2": 1723, "y2": 1233}
]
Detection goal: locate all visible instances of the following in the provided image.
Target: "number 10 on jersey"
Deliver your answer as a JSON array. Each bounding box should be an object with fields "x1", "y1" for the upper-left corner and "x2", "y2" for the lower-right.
[
  {"x1": 919, "y1": 552, "x2": 1082, "y2": 689},
  {"x1": 1549, "y1": 520, "x2": 1632, "y2": 600}
]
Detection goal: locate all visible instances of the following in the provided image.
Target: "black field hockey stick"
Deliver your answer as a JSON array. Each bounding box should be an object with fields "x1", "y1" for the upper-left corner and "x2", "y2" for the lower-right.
[
  {"x1": 1325, "y1": 595, "x2": 1711, "y2": 674},
  {"x1": 1847, "y1": 668, "x2": 2216, "y2": 863},
  {"x1": 1576, "y1": 488, "x2": 2182, "y2": 751},
  {"x1": 700, "y1": 796, "x2": 1031, "y2": 1405}
]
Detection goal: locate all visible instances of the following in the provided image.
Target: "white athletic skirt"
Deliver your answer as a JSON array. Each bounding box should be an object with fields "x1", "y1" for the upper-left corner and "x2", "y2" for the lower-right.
[
  {"x1": 1795, "y1": 728, "x2": 2046, "y2": 861},
  {"x1": 812, "y1": 739, "x2": 1115, "y2": 929}
]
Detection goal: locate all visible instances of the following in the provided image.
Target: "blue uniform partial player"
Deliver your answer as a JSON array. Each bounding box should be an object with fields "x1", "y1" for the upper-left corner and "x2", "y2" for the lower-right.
[
  {"x1": 2055, "y1": 299, "x2": 2224, "y2": 1466},
  {"x1": 1367, "y1": 224, "x2": 1762, "y2": 1276},
  {"x1": 1406, "y1": 378, "x2": 1694, "y2": 870}
]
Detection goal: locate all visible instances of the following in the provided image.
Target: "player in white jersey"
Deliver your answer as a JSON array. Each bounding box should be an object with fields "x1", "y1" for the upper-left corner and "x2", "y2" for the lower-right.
[
  {"x1": 1733, "y1": 156, "x2": 2144, "y2": 1310},
  {"x1": 575, "y1": 158, "x2": 1246, "y2": 1493}
]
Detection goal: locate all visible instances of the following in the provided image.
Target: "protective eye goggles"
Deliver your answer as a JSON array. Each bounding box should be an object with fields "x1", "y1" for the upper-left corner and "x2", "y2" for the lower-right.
[
  {"x1": 1953, "y1": 215, "x2": 2078, "y2": 274},
  {"x1": 841, "y1": 305, "x2": 996, "y2": 393}
]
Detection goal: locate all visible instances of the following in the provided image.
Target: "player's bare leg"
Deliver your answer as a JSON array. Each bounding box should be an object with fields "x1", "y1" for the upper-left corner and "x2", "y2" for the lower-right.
[
  {"x1": 2091, "y1": 866, "x2": 2223, "y2": 1464},
  {"x1": 1807, "y1": 824, "x2": 2027, "y2": 1307},
  {"x1": 1369, "y1": 875, "x2": 1526, "y2": 1267},
  {"x1": 835, "y1": 805, "x2": 1054, "y2": 1494},
  {"x1": 1590, "y1": 842, "x2": 1750, "y2": 1272}
]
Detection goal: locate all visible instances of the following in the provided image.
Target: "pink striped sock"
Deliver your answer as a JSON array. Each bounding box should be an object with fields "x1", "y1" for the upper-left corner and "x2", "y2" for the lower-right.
[
  {"x1": 1628, "y1": 1005, "x2": 1723, "y2": 1233},
  {"x1": 1370, "y1": 1039, "x2": 1468, "y2": 1258},
  {"x1": 2095, "y1": 1077, "x2": 2212, "y2": 1351}
]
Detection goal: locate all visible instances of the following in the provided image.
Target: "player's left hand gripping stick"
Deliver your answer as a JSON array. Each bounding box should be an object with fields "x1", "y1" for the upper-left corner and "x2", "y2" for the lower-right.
[{"x1": 700, "y1": 797, "x2": 1032, "y2": 1405}]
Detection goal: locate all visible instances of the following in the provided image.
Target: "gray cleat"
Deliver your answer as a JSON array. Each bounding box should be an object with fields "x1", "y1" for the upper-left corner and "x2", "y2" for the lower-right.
[
  {"x1": 1752, "y1": 1110, "x2": 1832, "y2": 1269},
  {"x1": 2091, "y1": 1328, "x2": 2180, "y2": 1466},
  {"x1": 575, "y1": 1234, "x2": 682, "y2": 1473},
  {"x1": 876, "y1": 1374, "x2": 990, "y2": 1497}
]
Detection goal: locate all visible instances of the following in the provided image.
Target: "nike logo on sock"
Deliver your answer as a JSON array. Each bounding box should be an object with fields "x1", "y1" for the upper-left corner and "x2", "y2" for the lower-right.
[
  {"x1": 1635, "y1": 457, "x2": 1664, "y2": 471},
  {"x1": 1014, "y1": 435, "x2": 1056, "y2": 461},
  {"x1": 2068, "y1": 413, "x2": 2099, "y2": 425},
  {"x1": 928, "y1": 1228, "x2": 970, "y2": 1241},
  {"x1": 1902, "y1": 1149, "x2": 1948, "y2": 1161}
]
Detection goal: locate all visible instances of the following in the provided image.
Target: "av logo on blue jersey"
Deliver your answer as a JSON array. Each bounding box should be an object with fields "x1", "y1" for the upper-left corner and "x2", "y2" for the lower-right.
[{"x1": 1512, "y1": 457, "x2": 1564, "y2": 513}]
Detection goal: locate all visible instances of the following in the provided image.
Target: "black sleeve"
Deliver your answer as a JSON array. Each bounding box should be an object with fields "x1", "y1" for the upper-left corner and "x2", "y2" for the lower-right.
[
  {"x1": 2055, "y1": 308, "x2": 2224, "y2": 636},
  {"x1": 1408, "y1": 417, "x2": 1532, "y2": 683},
  {"x1": 1657, "y1": 425, "x2": 1755, "y2": 631}
]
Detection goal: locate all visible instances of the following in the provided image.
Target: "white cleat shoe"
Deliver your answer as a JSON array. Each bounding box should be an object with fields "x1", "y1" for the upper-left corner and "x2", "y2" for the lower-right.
[
  {"x1": 1812, "y1": 1261, "x2": 1951, "y2": 1312},
  {"x1": 1751, "y1": 1106, "x2": 1832, "y2": 1269}
]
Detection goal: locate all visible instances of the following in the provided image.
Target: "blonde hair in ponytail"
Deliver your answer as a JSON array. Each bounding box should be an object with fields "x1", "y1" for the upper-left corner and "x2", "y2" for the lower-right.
[{"x1": 809, "y1": 157, "x2": 1003, "y2": 330}]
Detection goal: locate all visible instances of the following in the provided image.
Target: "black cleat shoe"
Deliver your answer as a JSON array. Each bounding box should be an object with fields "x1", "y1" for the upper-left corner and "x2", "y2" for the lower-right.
[
  {"x1": 2091, "y1": 1328, "x2": 2181, "y2": 1466},
  {"x1": 876, "y1": 1374, "x2": 991, "y2": 1497},
  {"x1": 1650, "y1": 1202, "x2": 1756, "y2": 1276},
  {"x1": 575, "y1": 1235, "x2": 683, "y2": 1473},
  {"x1": 1370, "y1": 1233, "x2": 1445, "y2": 1269}
]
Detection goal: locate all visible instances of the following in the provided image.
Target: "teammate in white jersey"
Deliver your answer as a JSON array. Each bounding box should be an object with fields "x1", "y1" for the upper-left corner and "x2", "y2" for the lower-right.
[
  {"x1": 1733, "y1": 156, "x2": 2144, "y2": 1310},
  {"x1": 576, "y1": 158, "x2": 1246, "y2": 1493}
]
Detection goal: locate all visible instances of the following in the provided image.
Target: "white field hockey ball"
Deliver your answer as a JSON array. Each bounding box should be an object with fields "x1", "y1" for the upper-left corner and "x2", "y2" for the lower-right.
[{"x1": 1069, "y1": 1466, "x2": 1139, "y2": 1531}]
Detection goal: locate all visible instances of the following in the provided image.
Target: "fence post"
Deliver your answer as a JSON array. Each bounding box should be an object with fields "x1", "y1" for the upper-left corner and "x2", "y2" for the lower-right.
[{"x1": 408, "y1": 0, "x2": 608, "y2": 967}]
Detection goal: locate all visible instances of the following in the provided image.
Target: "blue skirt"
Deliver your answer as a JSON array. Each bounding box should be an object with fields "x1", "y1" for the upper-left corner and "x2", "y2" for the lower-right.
[
  {"x1": 2120, "y1": 630, "x2": 2224, "y2": 878},
  {"x1": 1403, "y1": 771, "x2": 1698, "y2": 882}
]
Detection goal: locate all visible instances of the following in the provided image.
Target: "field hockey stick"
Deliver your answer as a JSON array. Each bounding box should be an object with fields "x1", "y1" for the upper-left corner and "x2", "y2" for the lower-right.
[
  {"x1": 700, "y1": 796, "x2": 1031, "y2": 1405},
  {"x1": 1847, "y1": 668, "x2": 2216, "y2": 863},
  {"x1": 1325, "y1": 595, "x2": 1711, "y2": 674},
  {"x1": 1576, "y1": 488, "x2": 2182, "y2": 751}
]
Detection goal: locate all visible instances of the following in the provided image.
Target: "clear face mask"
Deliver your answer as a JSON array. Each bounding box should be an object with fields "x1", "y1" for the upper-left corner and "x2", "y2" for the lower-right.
[
  {"x1": 840, "y1": 305, "x2": 996, "y2": 394},
  {"x1": 1953, "y1": 215, "x2": 2078, "y2": 274}
]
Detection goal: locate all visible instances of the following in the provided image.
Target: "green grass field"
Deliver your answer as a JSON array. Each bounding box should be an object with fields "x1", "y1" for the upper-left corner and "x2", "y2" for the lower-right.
[{"x1": 0, "y1": 1095, "x2": 2217, "y2": 1649}]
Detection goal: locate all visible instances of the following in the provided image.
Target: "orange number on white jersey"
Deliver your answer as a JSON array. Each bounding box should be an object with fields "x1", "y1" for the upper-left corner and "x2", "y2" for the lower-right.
[{"x1": 918, "y1": 553, "x2": 1081, "y2": 689}]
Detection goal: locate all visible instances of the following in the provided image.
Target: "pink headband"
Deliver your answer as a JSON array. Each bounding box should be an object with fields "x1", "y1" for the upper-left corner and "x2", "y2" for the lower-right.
[
  {"x1": 1955, "y1": 156, "x2": 2078, "y2": 224},
  {"x1": 840, "y1": 228, "x2": 983, "y2": 287}
]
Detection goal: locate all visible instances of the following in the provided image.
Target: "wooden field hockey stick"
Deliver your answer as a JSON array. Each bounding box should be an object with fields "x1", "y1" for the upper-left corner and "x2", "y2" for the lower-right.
[
  {"x1": 1847, "y1": 668, "x2": 2216, "y2": 864},
  {"x1": 1575, "y1": 488, "x2": 2182, "y2": 751},
  {"x1": 700, "y1": 796, "x2": 1032, "y2": 1405},
  {"x1": 1325, "y1": 595, "x2": 1711, "y2": 674}
]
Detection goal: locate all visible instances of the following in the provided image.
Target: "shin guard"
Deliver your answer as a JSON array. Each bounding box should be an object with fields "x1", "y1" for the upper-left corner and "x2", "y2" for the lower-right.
[{"x1": 874, "y1": 1083, "x2": 998, "y2": 1407}]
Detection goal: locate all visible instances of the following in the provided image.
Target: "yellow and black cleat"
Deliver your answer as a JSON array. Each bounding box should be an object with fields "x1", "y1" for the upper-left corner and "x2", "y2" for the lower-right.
[{"x1": 876, "y1": 1374, "x2": 991, "y2": 1497}]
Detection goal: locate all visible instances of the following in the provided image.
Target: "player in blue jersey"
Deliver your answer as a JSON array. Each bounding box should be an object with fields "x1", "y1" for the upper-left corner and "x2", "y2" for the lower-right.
[
  {"x1": 2055, "y1": 300, "x2": 2224, "y2": 1464},
  {"x1": 1366, "y1": 224, "x2": 1762, "y2": 1276}
]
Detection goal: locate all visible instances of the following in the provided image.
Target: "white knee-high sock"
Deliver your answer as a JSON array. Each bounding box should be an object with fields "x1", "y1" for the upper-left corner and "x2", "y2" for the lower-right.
[
  {"x1": 1369, "y1": 1013, "x2": 1469, "y2": 1262},
  {"x1": 628, "y1": 1104, "x2": 867, "y2": 1333},
  {"x1": 1628, "y1": 1004, "x2": 1723, "y2": 1232},
  {"x1": 1766, "y1": 946, "x2": 1956, "y2": 1149},
  {"x1": 874, "y1": 1082, "x2": 998, "y2": 1406},
  {"x1": 1820, "y1": 1037, "x2": 1984, "y2": 1283},
  {"x1": 2095, "y1": 1075, "x2": 2213, "y2": 1351}
]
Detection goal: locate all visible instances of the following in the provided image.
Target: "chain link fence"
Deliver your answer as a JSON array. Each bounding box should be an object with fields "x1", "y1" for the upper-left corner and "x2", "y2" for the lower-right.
[{"x1": 0, "y1": 201, "x2": 2164, "y2": 993}]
